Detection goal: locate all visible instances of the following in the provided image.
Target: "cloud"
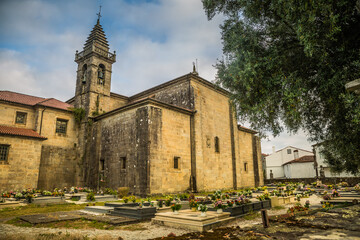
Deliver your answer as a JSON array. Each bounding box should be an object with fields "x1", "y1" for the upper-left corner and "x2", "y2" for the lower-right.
[
  {"x1": 0, "y1": 0, "x2": 313, "y2": 151},
  {"x1": 261, "y1": 129, "x2": 315, "y2": 154}
]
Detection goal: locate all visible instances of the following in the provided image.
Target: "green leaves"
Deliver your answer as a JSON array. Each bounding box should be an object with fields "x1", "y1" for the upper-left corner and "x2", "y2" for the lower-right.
[{"x1": 203, "y1": 0, "x2": 360, "y2": 174}]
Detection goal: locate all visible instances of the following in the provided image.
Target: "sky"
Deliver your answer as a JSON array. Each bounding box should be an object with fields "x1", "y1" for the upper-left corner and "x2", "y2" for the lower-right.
[{"x1": 0, "y1": 0, "x2": 314, "y2": 154}]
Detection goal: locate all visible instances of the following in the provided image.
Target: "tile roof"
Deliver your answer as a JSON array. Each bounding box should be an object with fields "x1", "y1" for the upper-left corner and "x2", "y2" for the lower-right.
[
  {"x1": 0, "y1": 91, "x2": 73, "y2": 111},
  {"x1": 237, "y1": 125, "x2": 258, "y2": 134},
  {"x1": 283, "y1": 155, "x2": 315, "y2": 165},
  {"x1": 0, "y1": 125, "x2": 47, "y2": 140}
]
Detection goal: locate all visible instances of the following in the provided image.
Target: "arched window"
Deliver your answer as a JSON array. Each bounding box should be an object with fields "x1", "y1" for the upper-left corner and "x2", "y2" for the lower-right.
[
  {"x1": 98, "y1": 64, "x2": 105, "y2": 85},
  {"x1": 82, "y1": 64, "x2": 87, "y2": 84}
]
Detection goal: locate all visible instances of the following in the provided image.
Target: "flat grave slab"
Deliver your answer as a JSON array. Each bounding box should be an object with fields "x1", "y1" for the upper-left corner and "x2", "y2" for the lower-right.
[
  {"x1": 20, "y1": 211, "x2": 87, "y2": 224},
  {"x1": 19, "y1": 210, "x2": 138, "y2": 226},
  {"x1": 84, "y1": 206, "x2": 114, "y2": 214},
  {"x1": 152, "y1": 209, "x2": 234, "y2": 232}
]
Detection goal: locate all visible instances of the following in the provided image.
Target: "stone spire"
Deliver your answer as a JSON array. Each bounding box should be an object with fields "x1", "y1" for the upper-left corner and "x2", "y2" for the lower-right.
[{"x1": 83, "y1": 20, "x2": 109, "y2": 51}]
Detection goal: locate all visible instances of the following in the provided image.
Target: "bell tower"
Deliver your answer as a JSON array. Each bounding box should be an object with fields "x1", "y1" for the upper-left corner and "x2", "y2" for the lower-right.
[{"x1": 74, "y1": 11, "x2": 116, "y2": 117}]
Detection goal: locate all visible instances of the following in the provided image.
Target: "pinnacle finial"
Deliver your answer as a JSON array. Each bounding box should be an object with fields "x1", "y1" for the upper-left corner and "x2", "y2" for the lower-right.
[
  {"x1": 96, "y1": 5, "x2": 102, "y2": 24},
  {"x1": 192, "y1": 61, "x2": 198, "y2": 75}
]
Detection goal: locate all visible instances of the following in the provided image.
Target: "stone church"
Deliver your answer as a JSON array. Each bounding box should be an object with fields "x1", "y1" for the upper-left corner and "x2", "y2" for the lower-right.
[{"x1": 0, "y1": 18, "x2": 264, "y2": 195}]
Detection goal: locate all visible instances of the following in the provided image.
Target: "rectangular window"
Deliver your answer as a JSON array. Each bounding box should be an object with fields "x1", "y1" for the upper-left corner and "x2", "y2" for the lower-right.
[
  {"x1": 174, "y1": 156, "x2": 180, "y2": 169},
  {"x1": 287, "y1": 149, "x2": 292, "y2": 154},
  {"x1": 100, "y1": 159, "x2": 105, "y2": 171},
  {"x1": 0, "y1": 145, "x2": 10, "y2": 162},
  {"x1": 214, "y1": 136, "x2": 220, "y2": 153},
  {"x1": 120, "y1": 157, "x2": 126, "y2": 170},
  {"x1": 244, "y1": 162, "x2": 248, "y2": 172},
  {"x1": 15, "y1": 112, "x2": 27, "y2": 124},
  {"x1": 56, "y1": 119, "x2": 68, "y2": 134}
]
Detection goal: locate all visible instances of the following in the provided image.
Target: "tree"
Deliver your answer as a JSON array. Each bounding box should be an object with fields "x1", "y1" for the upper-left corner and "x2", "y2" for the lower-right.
[{"x1": 202, "y1": 0, "x2": 360, "y2": 174}]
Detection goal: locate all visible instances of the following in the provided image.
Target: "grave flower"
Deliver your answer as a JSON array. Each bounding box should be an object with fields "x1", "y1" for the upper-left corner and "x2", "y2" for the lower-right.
[
  {"x1": 214, "y1": 200, "x2": 227, "y2": 210},
  {"x1": 189, "y1": 199, "x2": 198, "y2": 209},
  {"x1": 198, "y1": 204, "x2": 208, "y2": 212},
  {"x1": 170, "y1": 203, "x2": 182, "y2": 212}
]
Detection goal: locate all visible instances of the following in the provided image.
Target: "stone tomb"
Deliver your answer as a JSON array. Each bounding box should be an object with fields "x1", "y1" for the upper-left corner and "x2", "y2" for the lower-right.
[
  {"x1": 152, "y1": 209, "x2": 234, "y2": 232},
  {"x1": 109, "y1": 206, "x2": 157, "y2": 220}
]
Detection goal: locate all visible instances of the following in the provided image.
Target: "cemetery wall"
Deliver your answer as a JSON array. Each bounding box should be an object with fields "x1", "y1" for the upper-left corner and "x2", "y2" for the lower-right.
[{"x1": 265, "y1": 177, "x2": 360, "y2": 186}]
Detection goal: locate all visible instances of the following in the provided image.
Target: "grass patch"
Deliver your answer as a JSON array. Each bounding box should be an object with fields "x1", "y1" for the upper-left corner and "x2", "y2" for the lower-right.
[
  {"x1": 2, "y1": 232, "x2": 114, "y2": 240},
  {"x1": 241, "y1": 211, "x2": 261, "y2": 220},
  {"x1": 5, "y1": 217, "x2": 147, "y2": 231},
  {"x1": 0, "y1": 202, "x2": 104, "y2": 219},
  {"x1": 272, "y1": 205, "x2": 285, "y2": 210}
]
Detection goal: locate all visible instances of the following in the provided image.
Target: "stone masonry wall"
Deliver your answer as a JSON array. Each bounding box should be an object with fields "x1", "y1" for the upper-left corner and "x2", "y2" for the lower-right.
[
  {"x1": 89, "y1": 106, "x2": 150, "y2": 196},
  {"x1": 0, "y1": 136, "x2": 43, "y2": 191},
  {"x1": 190, "y1": 79, "x2": 234, "y2": 191},
  {"x1": 0, "y1": 103, "x2": 36, "y2": 130},
  {"x1": 237, "y1": 130, "x2": 256, "y2": 187},
  {"x1": 37, "y1": 145, "x2": 77, "y2": 190},
  {"x1": 149, "y1": 106, "x2": 191, "y2": 194},
  {"x1": 130, "y1": 79, "x2": 194, "y2": 110}
]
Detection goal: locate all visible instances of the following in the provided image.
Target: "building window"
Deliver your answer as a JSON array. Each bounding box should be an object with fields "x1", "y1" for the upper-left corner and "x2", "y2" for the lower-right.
[
  {"x1": 214, "y1": 136, "x2": 220, "y2": 153},
  {"x1": 174, "y1": 156, "x2": 180, "y2": 169},
  {"x1": 287, "y1": 149, "x2": 292, "y2": 154},
  {"x1": 0, "y1": 145, "x2": 10, "y2": 162},
  {"x1": 120, "y1": 157, "x2": 126, "y2": 170},
  {"x1": 56, "y1": 119, "x2": 68, "y2": 134},
  {"x1": 15, "y1": 112, "x2": 27, "y2": 124},
  {"x1": 244, "y1": 162, "x2": 248, "y2": 172}
]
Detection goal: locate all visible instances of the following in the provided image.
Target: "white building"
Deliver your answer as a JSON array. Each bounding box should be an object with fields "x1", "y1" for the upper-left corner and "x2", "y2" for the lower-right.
[
  {"x1": 313, "y1": 143, "x2": 357, "y2": 178},
  {"x1": 283, "y1": 156, "x2": 316, "y2": 178},
  {"x1": 265, "y1": 146, "x2": 314, "y2": 179}
]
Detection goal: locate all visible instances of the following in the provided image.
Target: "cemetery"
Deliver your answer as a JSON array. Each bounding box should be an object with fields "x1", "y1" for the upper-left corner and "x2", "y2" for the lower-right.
[{"x1": 0, "y1": 181, "x2": 360, "y2": 239}]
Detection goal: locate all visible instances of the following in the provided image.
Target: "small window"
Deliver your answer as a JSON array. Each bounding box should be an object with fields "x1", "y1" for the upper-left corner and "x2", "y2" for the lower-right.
[
  {"x1": 0, "y1": 144, "x2": 10, "y2": 162},
  {"x1": 214, "y1": 136, "x2": 220, "y2": 153},
  {"x1": 174, "y1": 156, "x2": 180, "y2": 169},
  {"x1": 244, "y1": 162, "x2": 248, "y2": 172},
  {"x1": 15, "y1": 112, "x2": 27, "y2": 124},
  {"x1": 100, "y1": 159, "x2": 105, "y2": 171},
  {"x1": 287, "y1": 149, "x2": 292, "y2": 154},
  {"x1": 120, "y1": 157, "x2": 126, "y2": 170},
  {"x1": 56, "y1": 119, "x2": 68, "y2": 134}
]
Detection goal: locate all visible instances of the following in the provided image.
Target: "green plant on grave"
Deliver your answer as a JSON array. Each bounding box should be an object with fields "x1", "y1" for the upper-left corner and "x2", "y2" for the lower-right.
[
  {"x1": 86, "y1": 192, "x2": 95, "y2": 201},
  {"x1": 129, "y1": 195, "x2": 136, "y2": 203},
  {"x1": 170, "y1": 203, "x2": 182, "y2": 212},
  {"x1": 117, "y1": 187, "x2": 129, "y2": 199},
  {"x1": 123, "y1": 196, "x2": 129, "y2": 203}
]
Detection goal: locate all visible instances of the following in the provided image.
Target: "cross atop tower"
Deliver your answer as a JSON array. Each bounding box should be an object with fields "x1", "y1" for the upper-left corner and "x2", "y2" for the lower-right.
[{"x1": 96, "y1": 5, "x2": 102, "y2": 23}]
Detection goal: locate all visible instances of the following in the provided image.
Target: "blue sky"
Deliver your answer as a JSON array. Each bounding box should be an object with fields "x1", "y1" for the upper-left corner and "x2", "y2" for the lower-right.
[{"x1": 0, "y1": 0, "x2": 314, "y2": 154}]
